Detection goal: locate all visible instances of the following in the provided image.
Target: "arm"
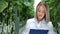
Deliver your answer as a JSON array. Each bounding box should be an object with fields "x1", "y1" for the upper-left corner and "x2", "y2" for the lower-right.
[
  {"x1": 47, "y1": 21, "x2": 55, "y2": 34},
  {"x1": 22, "y1": 19, "x2": 31, "y2": 34}
]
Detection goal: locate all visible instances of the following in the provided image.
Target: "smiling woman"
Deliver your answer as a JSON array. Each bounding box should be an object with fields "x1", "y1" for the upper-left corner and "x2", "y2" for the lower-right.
[
  {"x1": 36, "y1": 2, "x2": 50, "y2": 22},
  {"x1": 22, "y1": 2, "x2": 55, "y2": 34}
]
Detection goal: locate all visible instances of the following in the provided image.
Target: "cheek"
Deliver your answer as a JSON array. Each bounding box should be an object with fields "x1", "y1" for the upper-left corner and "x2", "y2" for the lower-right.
[{"x1": 41, "y1": 14, "x2": 44, "y2": 17}]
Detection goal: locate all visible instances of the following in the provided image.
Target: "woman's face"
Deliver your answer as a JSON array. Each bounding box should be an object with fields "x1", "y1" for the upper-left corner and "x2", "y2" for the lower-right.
[{"x1": 36, "y1": 5, "x2": 46, "y2": 21}]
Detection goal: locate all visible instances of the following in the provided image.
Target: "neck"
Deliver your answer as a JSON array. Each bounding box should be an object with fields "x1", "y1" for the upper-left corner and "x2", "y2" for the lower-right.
[
  {"x1": 37, "y1": 18, "x2": 44, "y2": 22},
  {"x1": 37, "y1": 19, "x2": 43, "y2": 23}
]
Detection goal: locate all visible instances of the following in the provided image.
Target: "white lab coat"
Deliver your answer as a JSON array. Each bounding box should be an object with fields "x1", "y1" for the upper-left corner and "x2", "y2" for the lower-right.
[{"x1": 22, "y1": 18, "x2": 55, "y2": 34}]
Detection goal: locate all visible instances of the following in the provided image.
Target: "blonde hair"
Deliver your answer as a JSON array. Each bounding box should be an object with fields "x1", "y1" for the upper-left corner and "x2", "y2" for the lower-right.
[{"x1": 36, "y1": 2, "x2": 50, "y2": 22}]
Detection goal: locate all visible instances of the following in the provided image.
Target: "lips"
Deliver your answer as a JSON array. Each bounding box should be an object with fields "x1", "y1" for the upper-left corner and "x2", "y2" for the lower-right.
[{"x1": 38, "y1": 15, "x2": 42, "y2": 17}]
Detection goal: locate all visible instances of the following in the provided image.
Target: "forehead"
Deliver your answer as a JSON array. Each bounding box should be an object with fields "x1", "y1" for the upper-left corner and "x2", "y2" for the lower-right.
[{"x1": 37, "y1": 5, "x2": 47, "y2": 10}]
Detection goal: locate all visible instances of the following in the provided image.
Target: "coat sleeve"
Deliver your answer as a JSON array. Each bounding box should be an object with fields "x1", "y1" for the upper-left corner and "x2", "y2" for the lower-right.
[
  {"x1": 47, "y1": 21, "x2": 55, "y2": 34},
  {"x1": 22, "y1": 19, "x2": 31, "y2": 34}
]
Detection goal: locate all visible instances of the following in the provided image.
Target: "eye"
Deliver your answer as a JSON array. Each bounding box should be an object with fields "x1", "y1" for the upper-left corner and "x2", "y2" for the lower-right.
[
  {"x1": 38, "y1": 11, "x2": 41, "y2": 12},
  {"x1": 41, "y1": 11, "x2": 45, "y2": 13},
  {"x1": 38, "y1": 10, "x2": 45, "y2": 13}
]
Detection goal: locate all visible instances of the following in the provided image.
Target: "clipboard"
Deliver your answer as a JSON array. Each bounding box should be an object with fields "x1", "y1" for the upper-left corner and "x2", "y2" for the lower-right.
[{"x1": 29, "y1": 29, "x2": 49, "y2": 34}]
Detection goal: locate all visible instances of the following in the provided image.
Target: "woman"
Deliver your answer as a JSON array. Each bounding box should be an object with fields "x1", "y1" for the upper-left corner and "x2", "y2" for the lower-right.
[{"x1": 22, "y1": 2, "x2": 55, "y2": 34}]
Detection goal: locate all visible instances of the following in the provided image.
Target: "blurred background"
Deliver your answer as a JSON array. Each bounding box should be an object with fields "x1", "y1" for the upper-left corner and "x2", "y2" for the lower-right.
[{"x1": 0, "y1": 0, "x2": 60, "y2": 34}]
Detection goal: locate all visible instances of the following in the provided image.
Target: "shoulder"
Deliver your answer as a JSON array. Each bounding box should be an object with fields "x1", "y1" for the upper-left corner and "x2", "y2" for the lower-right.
[
  {"x1": 47, "y1": 21, "x2": 53, "y2": 28},
  {"x1": 26, "y1": 18, "x2": 35, "y2": 25},
  {"x1": 26, "y1": 18, "x2": 35, "y2": 23},
  {"x1": 47, "y1": 21, "x2": 53, "y2": 26},
  {"x1": 25, "y1": 18, "x2": 35, "y2": 28}
]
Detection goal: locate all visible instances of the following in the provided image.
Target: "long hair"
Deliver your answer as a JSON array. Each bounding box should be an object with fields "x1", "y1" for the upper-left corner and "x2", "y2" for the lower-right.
[{"x1": 36, "y1": 2, "x2": 50, "y2": 22}]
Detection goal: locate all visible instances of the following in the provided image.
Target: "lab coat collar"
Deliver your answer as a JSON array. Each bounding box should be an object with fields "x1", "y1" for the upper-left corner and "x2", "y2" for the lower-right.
[{"x1": 34, "y1": 18, "x2": 47, "y2": 24}]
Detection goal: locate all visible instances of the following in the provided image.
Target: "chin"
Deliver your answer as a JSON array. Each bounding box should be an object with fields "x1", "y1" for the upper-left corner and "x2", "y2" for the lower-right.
[{"x1": 38, "y1": 17, "x2": 43, "y2": 20}]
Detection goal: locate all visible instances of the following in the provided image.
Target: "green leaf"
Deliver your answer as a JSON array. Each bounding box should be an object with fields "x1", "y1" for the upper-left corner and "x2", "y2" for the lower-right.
[
  {"x1": 24, "y1": 2, "x2": 32, "y2": 6},
  {"x1": 0, "y1": 1, "x2": 8, "y2": 13}
]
